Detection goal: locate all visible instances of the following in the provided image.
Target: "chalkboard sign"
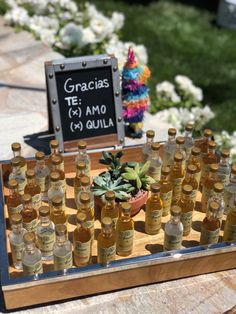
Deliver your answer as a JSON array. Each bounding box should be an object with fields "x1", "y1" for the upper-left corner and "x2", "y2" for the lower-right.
[{"x1": 45, "y1": 54, "x2": 124, "y2": 152}]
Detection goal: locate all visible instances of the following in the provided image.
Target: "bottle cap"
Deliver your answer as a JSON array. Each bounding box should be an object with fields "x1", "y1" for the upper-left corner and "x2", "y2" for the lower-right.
[
  {"x1": 78, "y1": 140, "x2": 87, "y2": 149},
  {"x1": 80, "y1": 192, "x2": 90, "y2": 204},
  {"x1": 81, "y1": 176, "x2": 90, "y2": 186},
  {"x1": 209, "y1": 163, "x2": 219, "y2": 172},
  {"x1": 101, "y1": 217, "x2": 113, "y2": 229},
  {"x1": 52, "y1": 155, "x2": 61, "y2": 166},
  {"x1": 220, "y1": 148, "x2": 230, "y2": 158},
  {"x1": 55, "y1": 224, "x2": 67, "y2": 236},
  {"x1": 174, "y1": 152, "x2": 183, "y2": 162},
  {"x1": 23, "y1": 232, "x2": 35, "y2": 244},
  {"x1": 185, "y1": 123, "x2": 193, "y2": 132},
  {"x1": 191, "y1": 147, "x2": 201, "y2": 156},
  {"x1": 231, "y1": 164, "x2": 236, "y2": 174},
  {"x1": 11, "y1": 157, "x2": 21, "y2": 167},
  {"x1": 76, "y1": 212, "x2": 86, "y2": 223},
  {"x1": 203, "y1": 129, "x2": 212, "y2": 137},
  {"x1": 39, "y1": 206, "x2": 50, "y2": 217},
  {"x1": 8, "y1": 179, "x2": 18, "y2": 189},
  {"x1": 168, "y1": 128, "x2": 176, "y2": 136},
  {"x1": 11, "y1": 213, "x2": 22, "y2": 224},
  {"x1": 170, "y1": 205, "x2": 181, "y2": 216},
  {"x1": 120, "y1": 202, "x2": 131, "y2": 213},
  {"x1": 50, "y1": 171, "x2": 60, "y2": 182},
  {"x1": 50, "y1": 139, "x2": 59, "y2": 148},
  {"x1": 208, "y1": 141, "x2": 216, "y2": 149},
  {"x1": 213, "y1": 182, "x2": 224, "y2": 193},
  {"x1": 150, "y1": 183, "x2": 161, "y2": 193},
  {"x1": 146, "y1": 130, "x2": 155, "y2": 138},
  {"x1": 187, "y1": 164, "x2": 197, "y2": 174},
  {"x1": 35, "y1": 151, "x2": 45, "y2": 160},
  {"x1": 26, "y1": 169, "x2": 35, "y2": 179},
  {"x1": 151, "y1": 142, "x2": 160, "y2": 151},
  {"x1": 52, "y1": 195, "x2": 63, "y2": 206},
  {"x1": 76, "y1": 161, "x2": 86, "y2": 170},
  {"x1": 161, "y1": 166, "x2": 171, "y2": 176},
  {"x1": 22, "y1": 194, "x2": 32, "y2": 204},
  {"x1": 182, "y1": 184, "x2": 193, "y2": 195},
  {"x1": 11, "y1": 142, "x2": 21, "y2": 152},
  {"x1": 209, "y1": 201, "x2": 219, "y2": 212},
  {"x1": 176, "y1": 136, "x2": 185, "y2": 145},
  {"x1": 105, "y1": 191, "x2": 115, "y2": 201}
]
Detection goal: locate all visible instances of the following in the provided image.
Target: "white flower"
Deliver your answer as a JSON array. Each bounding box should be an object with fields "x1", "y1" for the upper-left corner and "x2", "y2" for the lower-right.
[
  {"x1": 59, "y1": 0, "x2": 77, "y2": 13},
  {"x1": 188, "y1": 84, "x2": 203, "y2": 102},
  {"x1": 156, "y1": 81, "x2": 180, "y2": 102},
  {"x1": 90, "y1": 13, "x2": 114, "y2": 40},
  {"x1": 82, "y1": 27, "x2": 97, "y2": 45},
  {"x1": 5, "y1": 6, "x2": 30, "y2": 26},
  {"x1": 85, "y1": 3, "x2": 99, "y2": 18},
  {"x1": 132, "y1": 44, "x2": 148, "y2": 64},
  {"x1": 39, "y1": 29, "x2": 56, "y2": 45},
  {"x1": 175, "y1": 74, "x2": 203, "y2": 102},
  {"x1": 191, "y1": 105, "x2": 215, "y2": 130},
  {"x1": 111, "y1": 12, "x2": 125, "y2": 31},
  {"x1": 59, "y1": 22, "x2": 84, "y2": 48},
  {"x1": 175, "y1": 75, "x2": 193, "y2": 89},
  {"x1": 30, "y1": 15, "x2": 59, "y2": 36}
]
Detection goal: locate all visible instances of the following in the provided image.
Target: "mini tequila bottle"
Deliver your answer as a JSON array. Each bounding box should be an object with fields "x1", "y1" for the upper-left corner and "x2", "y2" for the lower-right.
[
  {"x1": 9, "y1": 213, "x2": 26, "y2": 269},
  {"x1": 11, "y1": 142, "x2": 27, "y2": 175},
  {"x1": 53, "y1": 224, "x2": 72, "y2": 272},
  {"x1": 24, "y1": 169, "x2": 41, "y2": 210},
  {"x1": 78, "y1": 192, "x2": 95, "y2": 240},
  {"x1": 170, "y1": 152, "x2": 185, "y2": 205},
  {"x1": 163, "y1": 128, "x2": 177, "y2": 167},
  {"x1": 22, "y1": 232, "x2": 43, "y2": 277},
  {"x1": 73, "y1": 212, "x2": 92, "y2": 267},
  {"x1": 182, "y1": 164, "x2": 198, "y2": 204},
  {"x1": 36, "y1": 206, "x2": 55, "y2": 261},
  {"x1": 217, "y1": 148, "x2": 231, "y2": 187},
  {"x1": 21, "y1": 194, "x2": 38, "y2": 232},
  {"x1": 183, "y1": 123, "x2": 194, "y2": 161},
  {"x1": 74, "y1": 161, "x2": 86, "y2": 199},
  {"x1": 76, "y1": 175, "x2": 94, "y2": 210},
  {"x1": 116, "y1": 202, "x2": 134, "y2": 256},
  {"x1": 51, "y1": 155, "x2": 66, "y2": 191},
  {"x1": 199, "y1": 128, "x2": 213, "y2": 158},
  {"x1": 101, "y1": 191, "x2": 119, "y2": 231},
  {"x1": 200, "y1": 201, "x2": 220, "y2": 245},
  {"x1": 50, "y1": 196, "x2": 67, "y2": 228},
  {"x1": 164, "y1": 205, "x2": 183, "y2": 251},
  {"x1": 9, "y1": 157, "x2": 26, "y2": 195},
  {"x1": 175, "y1": 136, "x2": 186, "y2": 169},
  {"x1": 48, "y1": 171, "x2": 65, "y2": 209},
  {"x1": 147, "y1": 142, "x2": 162, "y2": 182},
  {"x1": 48, "y1": 139, "x2": 64, "y2": 171},
  {"x1": 188, "y1": 147, "x2": 202, "y2": 187},
  {"x1": 75, "y1": 140, "x2": 91, "y2": 177},
  {"x1": 223, "y1": 197, "x2": 236, "y2": 241},
  {"x1": 145, "y1": 183, "x2": 163, "y2": 234},
  {"x1": 200, "y1": 140, "x2": 218, "y2": 188},
  {"x1": 207, "y1": 182, "x2": 225, "y2": 224},
  {"x1": 7, "y1": 179, "x2": 23, "y2": 221},
  {"x1": 178, "y1": 185, "x2": 194, "y2": 236},
  {"x1": 97, "y1": 217, "x2": 116, "y2": 266},
  {"x1": 34, "y1": 151, "x2": 50, "y2": 201},
  {"x1": 142, "y1": 129, "x2": 155, "y2": 162},
  {"x1": 201, "y1": 163, "x2": 219, "y2": 212},
  {"x1": 224, "y1": 164, "x2": 236, "y2": 214},
  {"x1": 160, "y1": 166, "x2": 173, "y2": 217}
]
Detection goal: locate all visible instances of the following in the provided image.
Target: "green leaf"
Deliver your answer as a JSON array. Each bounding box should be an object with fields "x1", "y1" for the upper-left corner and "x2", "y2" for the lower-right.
[
  {"x1": 136, "y1": 176, "x2": 142, "y2": 189},
  {"x1": 122, "y1": 172, "x2": 137, "y2": 180},
  {"x1": 134, "y1": 162, "x2": 139, "y2": 173},
  {"x1": 139, "y1": 161, "x2": 150, "y2": 177}
]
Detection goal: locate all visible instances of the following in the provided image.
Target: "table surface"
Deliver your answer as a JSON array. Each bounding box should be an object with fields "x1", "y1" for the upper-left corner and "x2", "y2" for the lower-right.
[{"x1": 0, "y1": 17, "x2": 235, "y2": 314}]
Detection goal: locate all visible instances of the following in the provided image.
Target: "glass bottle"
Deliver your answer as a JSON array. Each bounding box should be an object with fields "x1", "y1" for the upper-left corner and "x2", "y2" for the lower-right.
[
  {"x1": 7, "y1": 179, "x2": 23, "y2": 221},
  {"x1": 34, "y1": 151, "x2": 50, "y2": 201},
  {"x1": 188, "y1": 147, "x2": 202, "y2": 187},
  {"x1": 224, "y1": 164, "x2": 236, "y2": 215},
  {"x1": 160, "y1": 166, "x2": 173, "y2": 217},
  {"x1": 145, "y1": 183, "x2": 163, "y2": 234},
  {"x1": 182, "y1": 164, "x2": 198, "y2": 204},
  {"x1": 74, "y1": 161, "x2": 86, "y2": 200},
  {"x1": 75, "y1": 140, "x2": 91, "y2": 177},
  {"x1": 142, "y1": 129, "x2": 155, "y2": 162},
  {"x1": 200, "y1": 140, "x2": 218, "y2": 188},
  {"x1": 170, "y1": 152, "x2": 185, "y2": 205},
  {"x1": 147, "y1": 142, "x2": 162, "y2": 182},
  {"x1": 51, "y1": 155, "x2": 66, "y2": 191},
  {"x1": 9, "y1": 213, "x2": 26, "y2": 269},
  {"x1": 178, "y1": 185, "x2": 194, "y2": 236},
  {"x1": 163, "y1": 128, "x2": 177, "y2": 167},
  {"x1": 73, "y1": 212, "x2": 92, "y2": 267},
  {"x1": 217, "y1": 148, "x2": 231, "y2": 187},
  {"x1": 78, "y1": 192, "x2": 95, "y2": 240},
  {"x1": 199, "y1": 128, "x2": 213, "y2": 158},
  {"x1": 207, "y1": 182, "x2": 225, "y2": 224},
  {"x1": 201, "y1": 163, "x2": 219, "y2": 213},
  {"x1": 164, "y1": 205, "x2": 183, "y2": 251},
  {"x1": 9, "y1": 156, "x2": 26, "y2": 195},
  {"x1": 116, "y1": 202, "x2": 134, "y2": 256},
  {"x1": 76, "y1": 175, "x2": 94, "y2": 210},
  {"x1": 183, "y1": 123, "x2": 194, "y2": 162},
  {"x1": 223, "y1": 197, "x2": 236, "y2": 242},
  {"x1": 48, "y1": 171, "x2": 65, "y2": 209},
  {"x1": 36, "y1": 206, "x2": 55, "y2": 261},
  {"x1": 50, "y1": 196, "x2": 67, "y2": 228},
  {"x1": 101, "y1": 191, "x2": 119, "y2": 231},
  {"x1": 200, "y1": 201, "x2": 220, "y2": 245},
  {"x1": 22, "y1": 231, "x2": 43, "y2": 277},
  {"x1": 24, "y1": 169, "x2": 41, "y2": 210},
  {"x1": 11, "y1": 142, "x2": 27, "y2": 175},
  {"x1": 175, "y1": 136, "x2": 187, "y2": 170},
  {"x1": 53, "y1": 224, "x2": 72, "y2": 272},
  {"x1": 97, "y1": 217, "x2": 116, "y2": 266},
  {"x1": 21, "y1": 194, "x2": 38, "y2": 232},
  {"x1": 48, "y1": 139, "x2": 64, "y2": 171}
]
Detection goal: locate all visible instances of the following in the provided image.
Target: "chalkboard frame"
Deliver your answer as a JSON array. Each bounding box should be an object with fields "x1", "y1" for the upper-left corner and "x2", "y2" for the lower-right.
[{"x1": 45, "y1": 54, "x2": 125, "y2": 152}]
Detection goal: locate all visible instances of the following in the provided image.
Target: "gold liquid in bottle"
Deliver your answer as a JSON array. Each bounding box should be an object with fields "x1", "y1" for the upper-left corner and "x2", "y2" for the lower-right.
[
  {"x1": 176, "y1": 136, "x2": 186, "y2": 170},
  {"x1": 21, "y1": 194, "x2": 38, "y2": 232},
  {"x1": 74, "y1": 161, "x2": 86, "y2": 199},
  {"x1": 163, "y1": 128, "x2": 177, "y2": 167},
  {"x1": 11, "y1": 142, "x2": 27, "y2": 175},
  {"x1": 101, "y1": 191, "x2": 119, "y2": 231},
  {"x1": 73, "y1": 212, "x2": 92, "y2": 267},
  {"x1": 200, "y1": 201, "x2": 220, "y2": 245},
  {"x1": 224, "y1": 164, "x2": 236, "y2": 214},
  {"x1": 183, "y1": 123, "x2": 194, "y2": 162},
  {"x1": 48, "y1": 171, "x2": 65, "y2": 209},
  {"x1": 178, "y1": 185, "x2": 194, "y2": 236},
  {"x1": 50, "y1": 196, "x2": 67, "y2": 228},
  {"x1": 188, "y1": 147, "x2": 202, "y2": 187},
  {"x1": 48, "y1": 139, "x2": 64, "y2": 171},
  {"x1": 7, "y1": 179, "x2": 23, "y2": 220},
  {"x1": 75, "y1": 140, "x2": 91, "y2": 177},
  {"x1": 170, "y1": 152, "x2": 185, "y2": 205},
  {"x1": 200, "y1": 140, "x2": 218, "y2": 188},
  {"x1": 199, "y1": 128, "x2": 213, "y2": 158},
  {"x1": 207, "y1": 182, "x2": 225, "y2": 224},
  {"x1": 223, "y1": 197, "x2": 236, "y2": 241},
  {"x1": 182, "y1": 164, "x2": 198, "y2": 205},
  {"x1": 201, "y1": 163, "x2": 219, "y2": 213},
  {"x1": 76, "y1": 175, "x2": 94, "y2": 211},
  {"x1": 34, "y1": 151, "x2": 50, "y2": 201},
  {"x1": 217, "y1": 148, "x2": 231, "y2": 187},
  {"x1": 24, "y1": 169, "x2": 41, "y2": 210},
  {"x1": 142, "y1": 129, "x2": 155, "y2": 162},
  {"x1": 51, "y1": 155, "x2": 66, "y2": 191},
  {"x1": 78, "y1": 192, "x2": 95, "y2": 240},
  {"x1": 97, "y1": 217, "x2": 116, "y2": 266},
  {"x1": 145, "y1": 183, "x2": 163, "y2": 234},
  {"x1": 147, "y1": 142, "x2": 162, "y2": 182},
  {"x1": 116, "y1": 202, "x2": 134, "y2": 256},
  {"x1": 160, "y1": 166, "x2": 173, "y2": 217},
  {"x1": 164, "y1": 205, "x2": 183, "y2": 251},
  {"x1": 9, "y1": 157, "x2": 26, "y2": 195}
]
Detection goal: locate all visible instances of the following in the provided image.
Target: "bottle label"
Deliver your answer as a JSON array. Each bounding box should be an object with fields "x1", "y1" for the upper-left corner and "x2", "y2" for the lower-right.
[
  {"x1": 172, "y1": 178, "x2": 183, "y2": 203},
  {"x1": 200, "y1": 227, "x2": 220, "y2": 245},
  {"x1": 74, "y1": 239, "x2": 91, "y2": 264},
  {"x1": 36, "y1": 176, "x2": 49, "y2": 194},
  {"x1": 224, "y1": 222, "x2": 236, "y2": 241},
  {"x1": 23, "y1": 260, "x2": 43, "y2": 276},
  {"x1": 117, "y1": 229, "x2": 134, "y2": 253},
  {"x1": 161, "y1": 190, "x2": 172, "y2": 216},
  {"x1": 32, "y1": 193, "x2": 41, "y2": 210},
  {"x1": 224, "y1": 190, "x2": 235, "y2": 213},
  {"x1": 98, "y1": 244, "x2": 116, "y2": 264},
  {"x1": 164, "y1": 233, "x2": 182, "y2": 251},
  {"x1": 180, "y1": 211, "x2": 193, "y2": 235},
  {"x1": 23, "y1": 219, "x2": 38, "y2": 232},
  {"x1": 8, "y1": 203, "x2": 23, "y2": 216},
  {"x1": 148, "y1": 165, "x2": 161, "y2": 182},
  {"x1": 145, "y1": 208, "x2": 162, "y2": 233},
  {"x1": 54, "y1": 251, "x2": 73, "y2": 270},
  {"x1": 10, "y1": 242, "x2": 24, "y2": 263},
  {"x1": 38, "y1": 229, "x2": 56, "y2": 255}
]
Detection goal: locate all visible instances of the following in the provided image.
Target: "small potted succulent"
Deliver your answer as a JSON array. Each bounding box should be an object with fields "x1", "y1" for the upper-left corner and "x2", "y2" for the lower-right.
[{"x1": 93, "y1": 151, "x2": 155, "y2": 216}]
